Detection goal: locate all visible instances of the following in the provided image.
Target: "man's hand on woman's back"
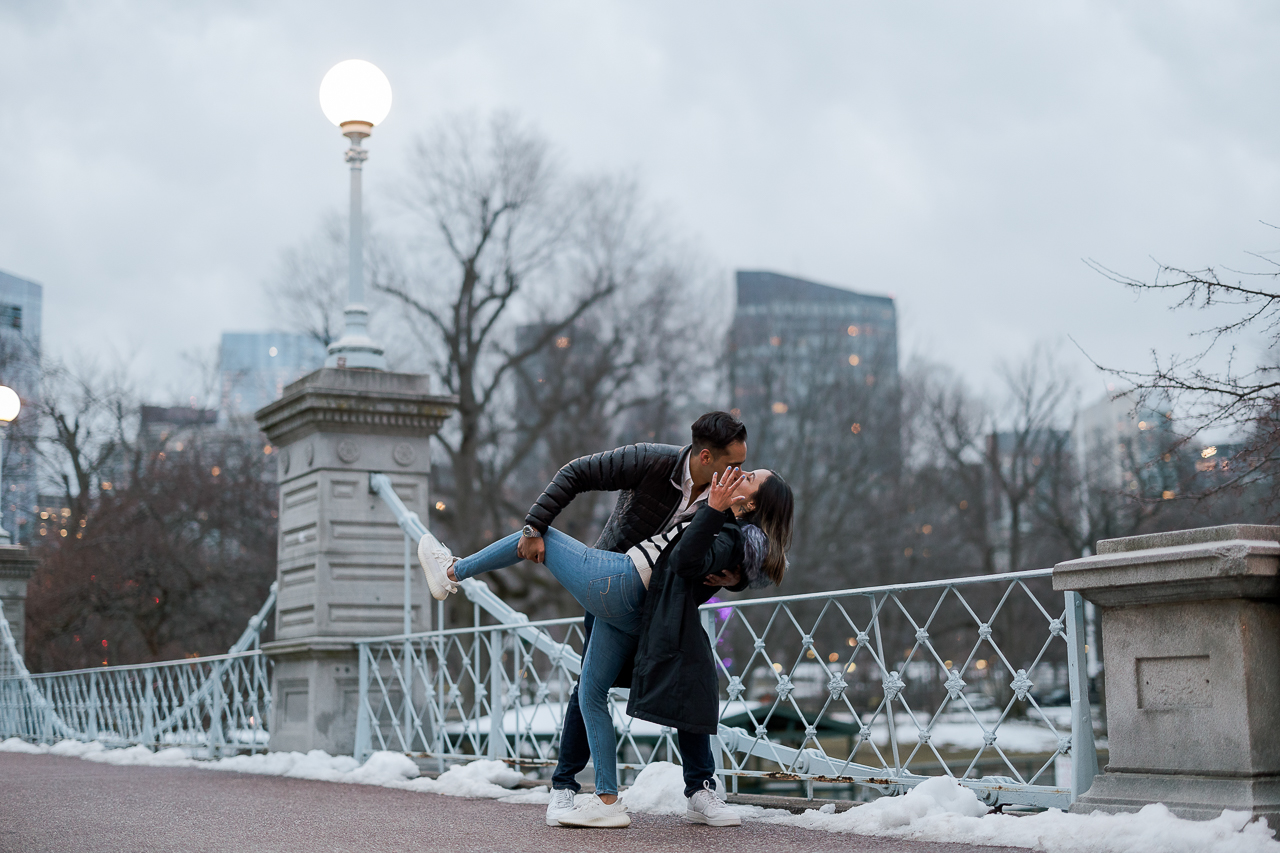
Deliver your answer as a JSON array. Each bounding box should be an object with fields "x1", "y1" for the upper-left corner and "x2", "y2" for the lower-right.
[{"x1": 702, "y1": 567, "x2": 742, "y2": 588}]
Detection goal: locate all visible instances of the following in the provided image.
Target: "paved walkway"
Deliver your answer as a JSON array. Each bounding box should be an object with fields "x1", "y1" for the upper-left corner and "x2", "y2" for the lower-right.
[{"x1": 0, "y1": 753, "x2": 1019, "y2": 853}]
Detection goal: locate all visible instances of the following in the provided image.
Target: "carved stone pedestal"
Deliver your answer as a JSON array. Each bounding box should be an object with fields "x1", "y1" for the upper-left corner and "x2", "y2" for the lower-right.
[
  {"x1": 1054, "y1": 524, "x2": 1280, "y2": 825},
  {"x1": 255, "y1": 368, "x2": 455, "y2": 755}
]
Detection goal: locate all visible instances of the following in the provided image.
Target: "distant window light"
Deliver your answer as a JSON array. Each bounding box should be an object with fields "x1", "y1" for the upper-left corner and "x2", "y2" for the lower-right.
[
  {"x1": 771, "y1": 401, "x2": 788, "y2": 415},
  {"x1": 0, "y1": 304, "x2": 21, "y2": 331},
  {"x1": 850, "y1": 423, "x2": 861, "y2": 434},
  {"x1": 730, "y1": 408, "x2": 741, "y2": 418},
  {"x1": 769, "y1": 336, "x2": 782, "y2": 346},
  {"x1": 555, "y1": 336, "x2": 571, "y2": 349},
  {"x1": 848, "y1": 354, "x2": 860, "y2": 366},
  {"x1": 1138, "y1": 421, "x2": 1148, "y2": 430},
  {"x1": 269, "y1": 347, "x2": 279, "y2": 357},
  {"x1": 847, "y1": 325, "x2": 859, "y2": 336},
  {"x1": 1201, "y1": 446, "x2": 1217, "y2": 458}
]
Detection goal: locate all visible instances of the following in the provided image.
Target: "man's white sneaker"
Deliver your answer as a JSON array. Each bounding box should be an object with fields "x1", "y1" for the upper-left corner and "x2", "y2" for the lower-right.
[
  {"x1": 686, "y1": 783, "x2": 741, "y2": 826},
  {"x1": 417, "y1": 532, "x2": 458, "y2": 601},
  {"x1": 545, "y1": 788, "x2": 577, "y2": 827},
  {"x1": 555, "y1": 793, "x2": 631, "y2": 828}
]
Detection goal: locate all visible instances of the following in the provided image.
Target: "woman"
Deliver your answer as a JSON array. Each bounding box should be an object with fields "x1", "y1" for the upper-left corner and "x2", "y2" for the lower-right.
[{"x1": 416, "y1": 467, "x2": 794, "y2": 828}]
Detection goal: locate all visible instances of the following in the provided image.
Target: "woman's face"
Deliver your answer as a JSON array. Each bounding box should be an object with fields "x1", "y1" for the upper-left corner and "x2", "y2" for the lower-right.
[{"x1": 731, "y1": 469, "x2": 772, "y2": 509}]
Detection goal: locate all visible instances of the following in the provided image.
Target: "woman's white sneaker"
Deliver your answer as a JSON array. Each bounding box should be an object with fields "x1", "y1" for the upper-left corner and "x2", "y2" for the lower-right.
[
  {"x1": 417, "y1": 532, "x2": 458, "y2": 600},
  {"x1": 555, "y1": 793, "x2": 631, "y2": 828},
  {"x1": 686, "y1": 783, "x2": 741, "y2": 826},
  {"x1": 545, "y1": 788, "x2": 577, "y2": 826}
]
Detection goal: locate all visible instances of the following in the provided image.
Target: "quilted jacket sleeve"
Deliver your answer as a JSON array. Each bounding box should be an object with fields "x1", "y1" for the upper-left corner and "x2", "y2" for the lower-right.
[{"x1": 524, "y1": 444, "x2": 658, "y2": 534}]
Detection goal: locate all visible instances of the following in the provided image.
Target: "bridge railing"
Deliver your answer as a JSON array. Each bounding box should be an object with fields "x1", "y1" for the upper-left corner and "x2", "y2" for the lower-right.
[
  {"x1": 353, "y1": 567, "x2": 1099, "y2": 809},
  {"x1": 0, "y1": 584, "x2": 277, "y2": 756},
  {"x1": 705, "y1": 569, "x2": 1098, "y2": 809}
]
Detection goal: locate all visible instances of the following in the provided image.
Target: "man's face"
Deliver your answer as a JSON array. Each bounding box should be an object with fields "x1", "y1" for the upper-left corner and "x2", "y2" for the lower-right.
[{"x1": 701, "y1": 440, "x2": 747, "y2": 478}]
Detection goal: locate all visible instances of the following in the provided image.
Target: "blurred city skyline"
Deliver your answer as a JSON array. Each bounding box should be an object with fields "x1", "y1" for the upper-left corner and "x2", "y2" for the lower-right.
[{"x1": 1, "y1": 2, "x2": 1276, "y2": 414}]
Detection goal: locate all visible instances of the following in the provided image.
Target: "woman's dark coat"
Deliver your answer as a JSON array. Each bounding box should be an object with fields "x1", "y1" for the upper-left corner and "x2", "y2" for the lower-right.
[{"x1": 626, "y1": 503, "x2": 747, "y2": 735}]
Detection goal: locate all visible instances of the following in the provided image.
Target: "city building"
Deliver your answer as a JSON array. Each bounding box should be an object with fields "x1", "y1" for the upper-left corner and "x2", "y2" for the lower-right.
[
  {"x1": 218, "y1": 332, "x2": 326, "y2": 422},
  {"x1": 0, "y1": 270, "x2": 42, "y2": 545},
  {"x1": 1075, "y1": 390, "x2": 1177, "y2": 495},
  {"x1": 728, "y1": 270, "x2": 901, "y2": 475}
]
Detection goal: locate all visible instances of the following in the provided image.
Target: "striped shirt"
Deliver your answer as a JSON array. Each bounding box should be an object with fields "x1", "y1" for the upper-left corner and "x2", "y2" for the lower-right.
[{"x1": 627, "y1": 520, "x2": 692, "y2": 589}]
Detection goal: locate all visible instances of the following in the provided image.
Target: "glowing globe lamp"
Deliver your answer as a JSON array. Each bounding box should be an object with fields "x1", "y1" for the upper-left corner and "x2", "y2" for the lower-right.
[
  {"x1": 319, "y1": 60, "x2": 393, "y2": 136},
  {"x1": 0, "y1": 386, "x2": 20, "y2": 423}
]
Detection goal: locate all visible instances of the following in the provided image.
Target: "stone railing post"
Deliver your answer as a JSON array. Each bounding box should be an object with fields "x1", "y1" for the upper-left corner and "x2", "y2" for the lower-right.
[
  {"x1": 1053, "y1": 524, "x2": 1280, "y2": 825},
  {"x1": 0, "y1": 545, "x2": 38, "y2": 660},
  {"x1": 255, "y1": 368, "x2": 455, "y2": 756}
]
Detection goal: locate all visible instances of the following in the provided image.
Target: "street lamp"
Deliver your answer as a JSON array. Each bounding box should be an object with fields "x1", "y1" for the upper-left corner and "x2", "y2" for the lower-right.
[
  {"x1": 319, "y1": 59, "x2": 392, "y2": 371},
  {"x1": 0, "y1": 385, "x2": 21, "y2": 545}
]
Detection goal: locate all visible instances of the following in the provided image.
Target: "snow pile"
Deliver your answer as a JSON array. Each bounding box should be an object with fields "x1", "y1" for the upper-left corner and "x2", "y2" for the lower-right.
[
  {"x1": 743, "y1": 774, "x2": 1277, "y2": 853},
  {"x1": 0, "y1": 738, "x2": 535, "y2": 799},
  {"x1": 5, "y1": 739, "x2": 1278, "y2": 851},
  {"x1": 205, "y1": 749, "x2": 362, "y2": 781},
  {"x1": 619, "y1": 761, "x2": 689, "y2": 815}
]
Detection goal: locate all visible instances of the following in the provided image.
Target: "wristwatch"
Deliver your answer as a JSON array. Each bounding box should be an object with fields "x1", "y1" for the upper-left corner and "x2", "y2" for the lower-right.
[{"x1": 521, "y1": 524, "x2": 542, "y2": 539}]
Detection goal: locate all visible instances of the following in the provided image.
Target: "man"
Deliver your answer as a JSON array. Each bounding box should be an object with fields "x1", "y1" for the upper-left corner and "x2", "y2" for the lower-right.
[{"x1": 518, "y1": 412, "x2": 747, "y2": 828}]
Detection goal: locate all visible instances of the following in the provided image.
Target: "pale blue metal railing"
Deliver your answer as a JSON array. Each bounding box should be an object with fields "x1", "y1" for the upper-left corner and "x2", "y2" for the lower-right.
[
  {"x1": 362, "y1": 470, "x2": 1099, "y2": 809},
  {"x1": 0, "y1": 584, "x2": 277, "y2": 756}
]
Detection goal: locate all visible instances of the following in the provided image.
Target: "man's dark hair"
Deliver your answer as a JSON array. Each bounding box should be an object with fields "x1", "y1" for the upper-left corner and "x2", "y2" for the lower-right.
[{"x1": 691, "y1": 411, "x2": 748, "y2": 454}]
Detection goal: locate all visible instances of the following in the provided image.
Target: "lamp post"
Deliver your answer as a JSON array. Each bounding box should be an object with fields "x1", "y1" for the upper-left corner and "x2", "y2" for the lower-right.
[
  {"x1": 318, "y1": 59, "x2": 392, "y2": 371},
  {"x1": 0, "y1": 386, "x2": 21, "y2": 545}
]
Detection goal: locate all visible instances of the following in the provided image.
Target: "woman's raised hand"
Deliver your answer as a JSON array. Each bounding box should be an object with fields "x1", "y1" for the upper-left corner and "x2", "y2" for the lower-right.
[{"x1": 707, "y1": 467, "x2": 747, "y2": 512}]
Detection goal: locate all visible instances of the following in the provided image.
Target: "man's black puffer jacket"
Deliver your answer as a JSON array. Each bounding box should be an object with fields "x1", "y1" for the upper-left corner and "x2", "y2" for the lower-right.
[
  {"x1": 626, "y1": 504, "x2": 744, "y2": 735},
  {"x1": 525, "y1": 443, "x2": 689, "y2": 552}
]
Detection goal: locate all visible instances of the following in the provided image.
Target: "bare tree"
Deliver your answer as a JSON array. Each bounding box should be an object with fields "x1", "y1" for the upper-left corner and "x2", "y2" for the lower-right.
[
  {"x1": 33, "y1": 357, "x2": 138, "y2": 525},
  {"x1": 378, "y1": 114, "x2": 673, "y2": 559},
  {"x1": 1086, "y1": 256, "x2": 1280, "y2": 512},
  {"x1": 985, "y1": 347, "x2": 1075, "y2": 572},
  {"x1": 26, "y1": 421, "x2": 277, "y2": 670}
]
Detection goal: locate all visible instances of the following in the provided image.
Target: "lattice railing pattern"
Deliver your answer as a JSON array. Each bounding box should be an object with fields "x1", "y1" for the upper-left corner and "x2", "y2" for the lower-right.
[
  {"x1": 356, "y1": 616, "x2": 683, "y2": 776},
  {"x1": 355, "y1": 568, "x2": 1097, "y2": 809},
  {"x1": 0, "y1": 585, "x2": 276, "y2": 756},
  {"x1": 706, "y1": 569, "x2": 1098, "y2": 808}
]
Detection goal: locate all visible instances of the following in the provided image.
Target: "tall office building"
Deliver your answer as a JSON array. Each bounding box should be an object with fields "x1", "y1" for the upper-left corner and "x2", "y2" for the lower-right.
[
  {"x1": 219, "y1": 332, "x2": 326, "y2": 422},
  {"x1": 0, "y1": 270, "x2": 42, "y2": 544},
  {"x1": 729, "y1": 270, "x2": 901, "y2": 473}
]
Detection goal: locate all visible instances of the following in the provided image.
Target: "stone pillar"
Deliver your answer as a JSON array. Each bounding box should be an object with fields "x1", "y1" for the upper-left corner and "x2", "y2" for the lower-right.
[
  {"x1": 255, "y1": 368, "x2": 455, "y2": 756},
  {"x1": 0, "y1": 545, "x2": 37, "y2": 659},
  {"x1": 1053, "y1": 524, "x2": 1280, "y2": 824}
]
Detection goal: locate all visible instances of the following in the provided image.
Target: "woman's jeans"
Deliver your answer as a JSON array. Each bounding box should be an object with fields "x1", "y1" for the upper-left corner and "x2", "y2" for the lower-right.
[{"x1": 454, "y1": 527, "x2": 645, "y2": 796}]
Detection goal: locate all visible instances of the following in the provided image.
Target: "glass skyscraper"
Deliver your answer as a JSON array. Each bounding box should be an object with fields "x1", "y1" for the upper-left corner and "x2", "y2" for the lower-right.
[
  {"x1": 0, "y1": 270, "x2": 42, "y2": 545},
  {"x1": 218, "y1": 332, "x2": 327, "y2": 421}
]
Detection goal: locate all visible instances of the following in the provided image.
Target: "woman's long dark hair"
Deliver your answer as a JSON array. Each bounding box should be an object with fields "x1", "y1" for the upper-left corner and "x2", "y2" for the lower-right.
[{"x1": 744, "y1": 470, "x2": 794, "y2": 585}]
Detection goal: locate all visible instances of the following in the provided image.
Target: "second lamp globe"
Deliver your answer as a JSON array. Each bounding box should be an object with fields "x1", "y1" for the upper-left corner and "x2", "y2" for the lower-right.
[{"x1": 319, "y1": 59, "x2": 392, "y2": 130}]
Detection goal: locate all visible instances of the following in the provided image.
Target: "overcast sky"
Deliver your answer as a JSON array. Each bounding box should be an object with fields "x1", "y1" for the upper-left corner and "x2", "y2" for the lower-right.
[{"x1": 1, "y1": 1, "x2": 1276, "y2": 411}]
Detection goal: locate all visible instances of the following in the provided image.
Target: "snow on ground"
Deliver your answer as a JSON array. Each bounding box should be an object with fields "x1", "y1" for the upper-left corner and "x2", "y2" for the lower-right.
[
  {"x1": 0, "y1": 737, "x2": 538, "y2": 800},
  {"x1": 3, "y1": 738, "x2": 1276, "y2": 852}
]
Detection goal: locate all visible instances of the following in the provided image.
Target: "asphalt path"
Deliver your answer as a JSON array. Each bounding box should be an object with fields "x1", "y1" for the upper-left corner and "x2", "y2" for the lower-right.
[{"x1": 0, "y1": 753, "x2": 1022, "y2": 853}]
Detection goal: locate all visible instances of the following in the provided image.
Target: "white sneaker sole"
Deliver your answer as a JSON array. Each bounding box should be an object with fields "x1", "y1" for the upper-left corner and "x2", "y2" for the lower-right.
[
  {"x1": 417, "y1": 534, "x2": 457, "y2": 601},
  {"x1": 556, "y1": 812, "x2": 631, "y2": 828},
  {"x1": 545, "y1": 812, "x2": 571, "y2": 827},
  {"x1": 685, "y1": 808, "x2": 741, "y2": 826}
]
